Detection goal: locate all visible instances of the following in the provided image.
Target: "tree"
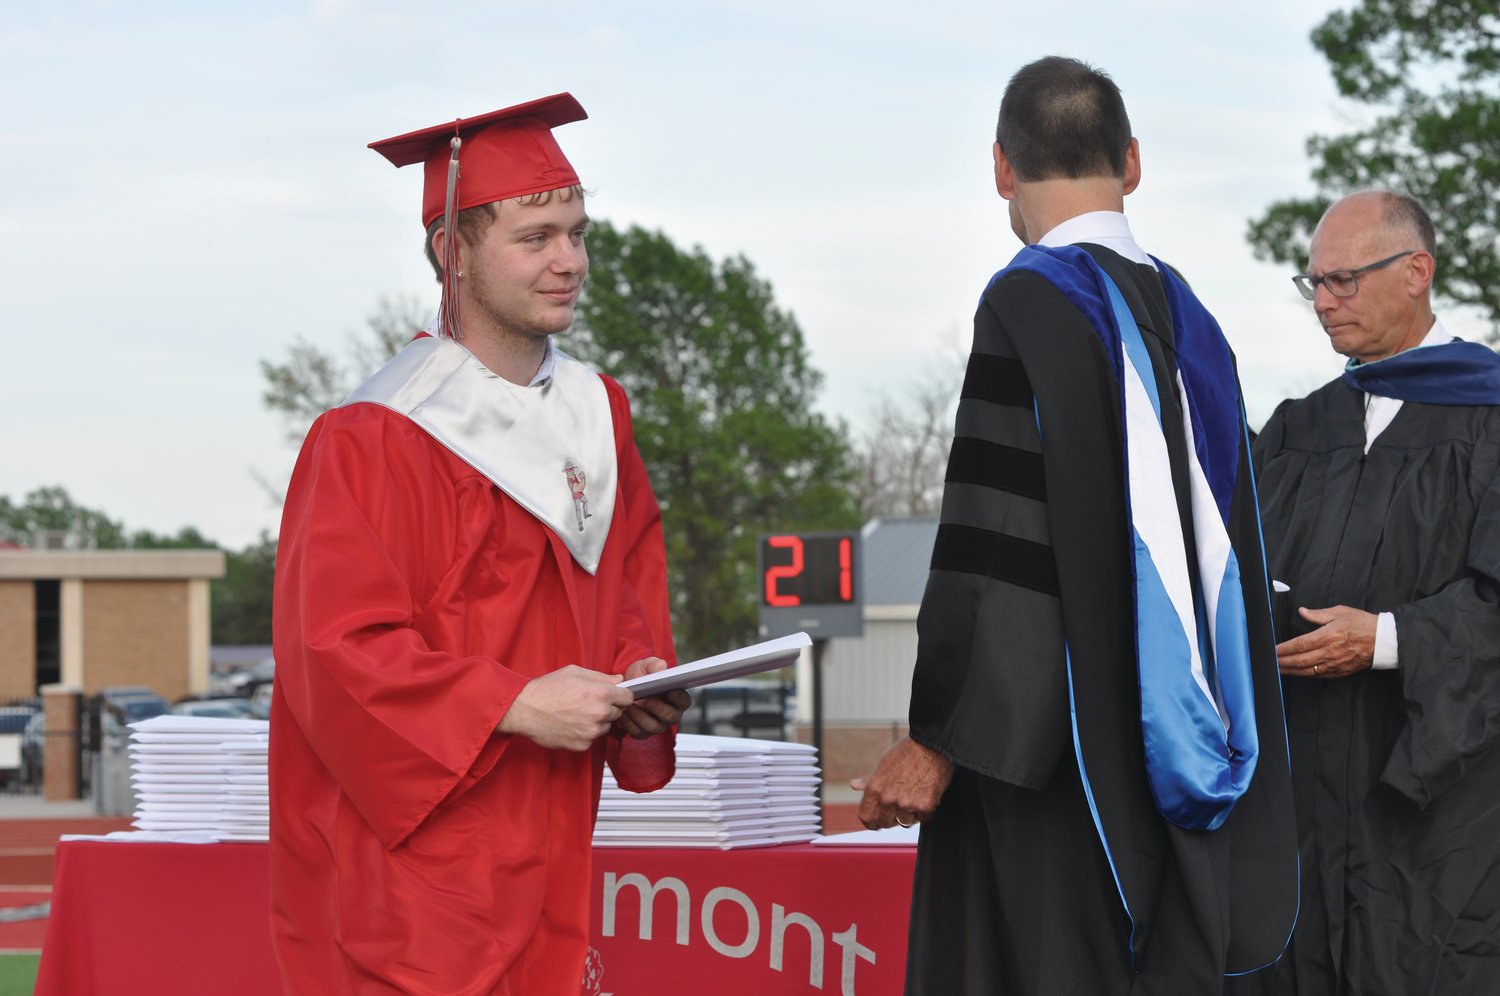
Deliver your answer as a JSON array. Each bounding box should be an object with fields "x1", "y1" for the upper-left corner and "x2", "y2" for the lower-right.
[
  {"x1": 851, "y1": 364, "x2": 963, "y2": 521},
  {"x1": 261, "y1": 293, "x2": 427, "y2": 441},
  {"x1": 0, "y1": 486, "x2": 128, "y2": 549},
  {"x1": 130, "y1": 525, "x2": 219, "y2": 549},
  {"x1": 213, "y1": 532, "x2": 277, "y2": 645},
  {"x1": 569, "y1": 221, "x2": 859, "y2": 658},
  {"x1": 1246, "y1": 0, "x2": 1500, "y2": 329}
]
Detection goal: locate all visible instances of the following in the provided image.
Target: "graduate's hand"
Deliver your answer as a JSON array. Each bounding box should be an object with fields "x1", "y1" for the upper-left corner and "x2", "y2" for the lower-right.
[
  {"x1": 851, "y1": 736, "x2": 954, "y2": 831},
  {"x1": 615, "y1": 657, "x2": 691, "y2": 739},
  {"x1": 498, "y1": 666, "x2": 635, "y2": 751},
  {"x1": 1275, "y1": 605, "x2": 1377, "y2": 679}
]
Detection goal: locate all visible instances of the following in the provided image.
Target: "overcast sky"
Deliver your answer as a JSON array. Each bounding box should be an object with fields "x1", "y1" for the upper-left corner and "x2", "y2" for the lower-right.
[{"x1": 5, "y1": 0, "x2": 1459, "y2": 550}]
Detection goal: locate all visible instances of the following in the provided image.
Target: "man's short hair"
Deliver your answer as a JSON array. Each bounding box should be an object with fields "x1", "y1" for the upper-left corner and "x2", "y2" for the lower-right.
[
  {"x1": 422, "y1": 184, "x2": 587, "y2": 280},
  {"x1": 996, "y1": 56, "x2": 1132, "y2": 182},
  {"x1": 1378, "y1": 190, "x2": 1438, "y2": 259}
]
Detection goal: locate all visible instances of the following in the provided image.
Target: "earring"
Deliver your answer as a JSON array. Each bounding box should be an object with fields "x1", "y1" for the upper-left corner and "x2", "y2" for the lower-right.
[{"x1": 456, "y1": 270, "x2": 464, "y2": 278}]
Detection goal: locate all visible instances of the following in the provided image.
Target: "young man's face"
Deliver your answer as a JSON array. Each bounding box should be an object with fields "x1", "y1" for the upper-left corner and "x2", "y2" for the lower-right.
[{"x1": 462, "y1": 193, "x2": 590, "y2": 342}]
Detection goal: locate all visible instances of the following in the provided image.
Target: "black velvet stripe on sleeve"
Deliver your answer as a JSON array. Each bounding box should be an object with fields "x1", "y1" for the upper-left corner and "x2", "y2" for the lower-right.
[
  {"x1": 944, "y1": 437, "x2": 1046, "y2": 500},
  {"x1": 961, "y1": 354, "x2": 1033, "y2": 409},
  {"x1": 930, "y1": 523, "x2": 1060, "y2": 595}
]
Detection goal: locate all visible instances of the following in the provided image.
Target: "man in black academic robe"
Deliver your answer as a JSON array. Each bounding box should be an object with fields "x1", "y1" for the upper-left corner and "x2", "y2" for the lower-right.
[
  {"x1": 853, "y1": 57, "x2": 1298, "y2": 994},
  {"x1": 1251, "y1": 190, "x2": 1500, "y2": 995}
]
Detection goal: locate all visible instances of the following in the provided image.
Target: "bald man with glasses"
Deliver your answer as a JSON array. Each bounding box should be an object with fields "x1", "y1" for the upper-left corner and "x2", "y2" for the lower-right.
[{"x1": 1248, "y1": 190, "x2": 1500, "y2": 995}]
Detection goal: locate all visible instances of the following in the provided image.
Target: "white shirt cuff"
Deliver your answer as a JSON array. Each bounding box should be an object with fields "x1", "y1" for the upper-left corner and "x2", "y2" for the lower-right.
[{"x1": 1371, "y1": 611, "x2": 1399, "y2": 669}]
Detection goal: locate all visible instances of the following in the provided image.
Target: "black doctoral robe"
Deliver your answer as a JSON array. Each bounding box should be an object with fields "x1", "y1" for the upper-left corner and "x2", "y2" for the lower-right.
[
  {"x1": 1250, "y1": 379, "x2": 1500, "y2": 995},
  {"x1": 904, "y1": 245, "x2": 1298, "y2": 995}
]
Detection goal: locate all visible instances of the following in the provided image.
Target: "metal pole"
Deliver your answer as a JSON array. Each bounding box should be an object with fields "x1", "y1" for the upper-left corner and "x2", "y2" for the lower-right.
[{"x1": 812, "y1": 638, "x2": 825, "y2": 830}]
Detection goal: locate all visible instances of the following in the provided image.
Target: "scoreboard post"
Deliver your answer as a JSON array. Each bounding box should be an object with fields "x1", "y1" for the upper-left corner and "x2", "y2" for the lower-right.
[{"x1": 757, "y1": 531, "x2": 863, "y2": 810}]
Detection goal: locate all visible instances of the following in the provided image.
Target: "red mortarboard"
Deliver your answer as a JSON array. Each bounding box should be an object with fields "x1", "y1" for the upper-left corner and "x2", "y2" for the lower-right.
[{"x1": 369, "y1": 93, "x2": 587, "y2": 228}]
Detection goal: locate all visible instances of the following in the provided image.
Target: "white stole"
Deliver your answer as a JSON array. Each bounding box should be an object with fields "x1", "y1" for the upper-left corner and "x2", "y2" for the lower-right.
[{"x1": 343, "y1": 336, "x2": 618, "y2": 574}]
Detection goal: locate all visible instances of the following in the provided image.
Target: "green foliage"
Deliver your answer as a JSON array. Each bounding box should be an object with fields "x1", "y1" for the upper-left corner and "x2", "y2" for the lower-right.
[
  {"x1": 129, "y1": 525, "x2": 218, "y2": 549},
  {"x1": 569, "y1": 221, "x2": 859, "y2": 658},
  {"x1": 0, "y1": 485, "x2": 128, "y2": 549},
  {"x1": 213, "y1": 531, "x2": 277, "y2": 645},
  {"x1": 1247, "y1": 0, "x2": 1500, "y2": 328}
]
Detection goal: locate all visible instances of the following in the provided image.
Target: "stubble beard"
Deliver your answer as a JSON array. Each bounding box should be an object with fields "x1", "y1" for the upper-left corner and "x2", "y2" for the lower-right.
[{"x1": 467, "y1": 275, "x2": 577, "y2": 347}]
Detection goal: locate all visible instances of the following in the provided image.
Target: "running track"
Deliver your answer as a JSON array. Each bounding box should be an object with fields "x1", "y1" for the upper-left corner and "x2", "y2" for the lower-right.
[{"x1": 0, "y1": 818, "x2": 132, "y2": 952}]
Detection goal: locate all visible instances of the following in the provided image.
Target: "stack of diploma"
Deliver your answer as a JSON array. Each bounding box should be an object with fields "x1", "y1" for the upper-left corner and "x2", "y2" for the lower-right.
[
  {"x1": 126, "y1": 715, "x2": 270, "y2": 841},
  {"x1": 592, "y1": 733, "x2": 823, "y2": 849}
]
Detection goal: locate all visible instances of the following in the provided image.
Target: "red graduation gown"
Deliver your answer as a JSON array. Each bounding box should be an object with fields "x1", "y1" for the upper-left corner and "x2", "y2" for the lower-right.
[{"x1": 269, "y1": 375, "x2": 675, "y2": 995}]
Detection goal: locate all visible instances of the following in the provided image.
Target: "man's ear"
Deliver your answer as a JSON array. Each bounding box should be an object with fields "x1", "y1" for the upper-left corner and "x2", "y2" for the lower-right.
[
  {"x1": 1122, "y1": 137, "x2": 1141, "y2": 195},
  {"x1": 1406, "y1": 249, "x2": 1436, "y2": 298},
  {"x1": 993, "y1": 142, "x2": 1017, "y2": 199},
  {"x1": 432, "y1": 226, "x2": 468, "y2": 277}
]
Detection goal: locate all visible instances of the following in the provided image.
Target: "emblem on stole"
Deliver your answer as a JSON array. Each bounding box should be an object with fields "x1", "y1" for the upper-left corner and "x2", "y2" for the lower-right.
[{"x1": 563, "y1": 460, "x2": 592, "y2": 532}]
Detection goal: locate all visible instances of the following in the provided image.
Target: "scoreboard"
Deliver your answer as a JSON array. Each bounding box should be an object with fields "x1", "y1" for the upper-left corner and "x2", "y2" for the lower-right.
[{"x1": 757, "y1": 531, "x2": 864, "y2": 639}]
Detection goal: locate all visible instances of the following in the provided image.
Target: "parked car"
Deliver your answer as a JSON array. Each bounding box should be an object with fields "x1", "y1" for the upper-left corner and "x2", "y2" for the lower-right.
[
  {"x1": 102, "y1": 691, "x2": 169, "y2": 728},
  {"x1": 249, "y1": 683, "x2": 273, "y2": 720},
  {"x1": 680, "y1": 681, "x2": 792, "y2": 739},
  {"x1": 214, "y1": 658, "x2": 275, "y2": 698},
  {"x1": 0, "y1": 704, "x2": 41, "y2": 788},
  {"x1": 171, "y1": 698, "x2": 253, "y2": 719},
  {"x1": 100, "y1": 686, "x2": 157, "y2": 706}
]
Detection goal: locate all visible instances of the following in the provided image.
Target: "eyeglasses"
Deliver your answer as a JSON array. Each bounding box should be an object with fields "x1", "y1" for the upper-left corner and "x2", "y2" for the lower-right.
[{"x1": 1292, "y1": 250, "x2": 1418, "y2": 301}]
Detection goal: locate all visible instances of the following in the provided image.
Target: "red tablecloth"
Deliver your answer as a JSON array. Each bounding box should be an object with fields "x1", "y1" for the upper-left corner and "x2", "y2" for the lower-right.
[{"x1": 37, "y1": 840, "x2": 916, "y2": 995}]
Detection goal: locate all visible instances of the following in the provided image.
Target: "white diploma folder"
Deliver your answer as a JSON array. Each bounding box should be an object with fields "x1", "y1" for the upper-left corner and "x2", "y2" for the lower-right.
[{"x1": 620, "y1": 632, "x2": 811, "y2": 697}]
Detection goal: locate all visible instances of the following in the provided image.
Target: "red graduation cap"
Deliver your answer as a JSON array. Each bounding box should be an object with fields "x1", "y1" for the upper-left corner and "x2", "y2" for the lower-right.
[{"x1": 369, "y1": 93, "x2": 587, "y2": 228}]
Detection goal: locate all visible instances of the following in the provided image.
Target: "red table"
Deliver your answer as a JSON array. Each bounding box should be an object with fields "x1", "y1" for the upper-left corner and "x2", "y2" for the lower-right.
[{"x1": 37, "y1": 841, "x2": 916, "y2": 995}]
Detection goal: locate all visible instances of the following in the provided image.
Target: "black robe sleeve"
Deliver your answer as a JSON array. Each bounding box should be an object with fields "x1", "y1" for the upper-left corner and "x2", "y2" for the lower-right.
[
  {"x1": 1383, "y1": 451, "x2": 1500, "y2": 808},
  {"x1": 907, "y1": 271, "x2": 1070, "y2": 789}
]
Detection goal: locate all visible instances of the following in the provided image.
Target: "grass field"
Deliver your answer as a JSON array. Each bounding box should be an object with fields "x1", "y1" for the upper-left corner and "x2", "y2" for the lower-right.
[{"x1": 0, "y1": 953, "x2": 38, "y2": 996}]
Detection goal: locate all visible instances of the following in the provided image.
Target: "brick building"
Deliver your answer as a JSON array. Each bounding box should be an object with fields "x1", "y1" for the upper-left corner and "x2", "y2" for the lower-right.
[{"x1": 0, "y1": 549, "x2": 227, "y2": 700}]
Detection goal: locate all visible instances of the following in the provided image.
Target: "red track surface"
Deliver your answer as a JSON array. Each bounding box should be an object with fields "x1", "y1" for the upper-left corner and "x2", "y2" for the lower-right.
[
  {"x1": 0, "y1": 817, "x2": 133, "y2": 951},
  {"x1": 822, "y1": 802, "x2": 864, "y2": 835}
]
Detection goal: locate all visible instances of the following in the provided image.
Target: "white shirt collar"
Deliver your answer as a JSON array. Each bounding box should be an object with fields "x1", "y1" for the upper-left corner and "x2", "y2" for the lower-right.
[
  {"x1": 1414, "y1": 317, "x2": 1453, "y2": 351},
  {"x1": 1037, "y1": 210, "x2": 1155, "y2": 269},
  {"x1": 530, "y1": 338, "x2": 556, "y2": 387}
]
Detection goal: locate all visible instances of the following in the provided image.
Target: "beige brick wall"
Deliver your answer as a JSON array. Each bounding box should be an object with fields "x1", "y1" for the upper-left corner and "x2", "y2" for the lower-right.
[
  {"x1": 82, "y1": 580, "x2": 191, "y2": 699},
  {"x1": 42, "y1": 687, "x2": 82, "y2": 801},
  {"x1": 794, "y1": 722, "x2": 909, "y2": 786},
  {"x1": 0, "y1": 582, "x2": 37, "y2": 700}
]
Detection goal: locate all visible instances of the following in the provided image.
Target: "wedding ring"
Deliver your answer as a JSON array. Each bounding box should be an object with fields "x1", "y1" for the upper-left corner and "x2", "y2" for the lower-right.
[
  {"x1": 895, "y1": 815, "x2": 913, "y2": 828},
  {"x1": 1313, "y1": 664, "x2": 1320, "y2": 675}
]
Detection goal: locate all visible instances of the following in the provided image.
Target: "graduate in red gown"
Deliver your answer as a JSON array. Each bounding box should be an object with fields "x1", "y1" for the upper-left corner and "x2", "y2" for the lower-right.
[{"x1": 269, "y1": 93, "x2": 689, "y2": 996}]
